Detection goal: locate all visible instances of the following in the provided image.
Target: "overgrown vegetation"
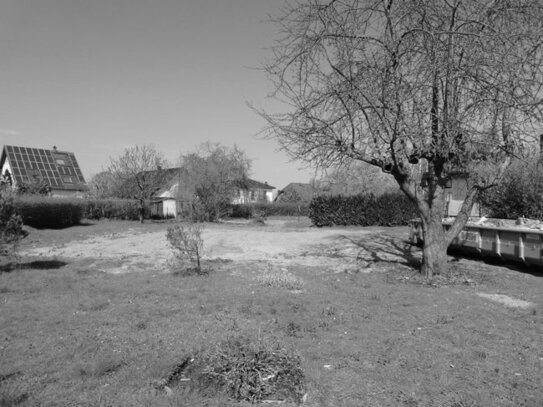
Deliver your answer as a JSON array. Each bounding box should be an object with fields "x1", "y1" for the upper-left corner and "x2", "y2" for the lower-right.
[
  {"x1": 188, "y1": 336, "x2": 306, "y2": 404},
  {"x1": 0, "y1": 189, "x2": 23, "y2": 257},
  {"x1": 309, "y1": 193, "x2": 418, "y2": 227},
  {"x1": 166, "y1": 222, "x2": 204, "y2": 274},
  {"x1": 479, "y1": 160, "x2": 543, "y2": 220}
]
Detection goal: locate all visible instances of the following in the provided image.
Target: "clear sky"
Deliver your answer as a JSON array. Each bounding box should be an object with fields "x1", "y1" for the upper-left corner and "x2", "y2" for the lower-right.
[{"x1": 0, "y1": 0, "x2": 317, "y2": 189}]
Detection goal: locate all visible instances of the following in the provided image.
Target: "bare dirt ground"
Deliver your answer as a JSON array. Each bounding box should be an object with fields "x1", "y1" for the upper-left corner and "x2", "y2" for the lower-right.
[
  {"x1": 21, "y1": 218, "x2": 410, "y2": 275},
  {"x1": 19, "y1": 217, "x2": 539, "y2": 310}
]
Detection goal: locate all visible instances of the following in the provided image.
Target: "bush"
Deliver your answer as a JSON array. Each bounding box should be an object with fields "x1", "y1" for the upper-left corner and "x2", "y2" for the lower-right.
[
  {"x1": 15, "y1": 196, "x2": 82, "y2": 229},
  {"x1": 166, "y1": 222, "x2": 204, "y2": 274},
  {"x1": 0, "y1": 190, "x2": 24, "y2": 256},
  {"x1": 309, "y1": 192, "x2": 418, "y2": 227},
  {"x1": 228, "y1": 202, "x2": 309, "y2": 219},
  {"x1": 478, "y1": 160, "x2": 543, "y2": 220},
  {"x1": 191, "y1": 336, "x2": 305, "y2": 404},
  {"x1": 257, "y1": 266, "x2": 304, "y2": 290},
  {"x1": 81, "y1": 199, "x2": 149, "y2": 220}
]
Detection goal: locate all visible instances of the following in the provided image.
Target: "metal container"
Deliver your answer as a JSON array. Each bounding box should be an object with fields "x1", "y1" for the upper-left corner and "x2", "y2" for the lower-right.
[{"x1": 408, "y1": 219, "x2": 543, "y2": 267}]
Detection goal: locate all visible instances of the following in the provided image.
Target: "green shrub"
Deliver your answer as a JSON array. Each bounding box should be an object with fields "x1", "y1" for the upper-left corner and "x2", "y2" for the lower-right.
[
  {"x1": 229, "y1": 204, "x2": 254, "y2": 219},
  {"x1": 309, "y1": 192, "x2": 418, "y2": 227},
  {"x1": 478, "y1": 160, "x2": 543, "y2": 220},
  {"x1": 15, "y1": 196, "x2": 82, "y2": 229},
  {"x1": 228, "y1": 202, "x2": 309, "y2": 219},
  {"x1": 82, "y1": 199, "x2": 148, "y2": 220},
  {"x1": 0, "y1": 190, "x2": 24, "y2": 256}
]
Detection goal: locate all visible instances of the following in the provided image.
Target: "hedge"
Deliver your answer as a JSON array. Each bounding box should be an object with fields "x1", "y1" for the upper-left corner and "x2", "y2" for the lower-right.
[
  {"x1": 82, "y1": 199, "x2": 149, "y2": 220},
  {"x1": 309, "y1": 193, "x2": 418, "y2": 227},
  {"x1": 228, "y1": 202, "x2": 310, "y2": 218},
  {"x1": 14, "y1": 197, "x2": 152, "y2": 228},
  {"x1": 15, "y1": 196, "x2": 83, "y2": 229}
]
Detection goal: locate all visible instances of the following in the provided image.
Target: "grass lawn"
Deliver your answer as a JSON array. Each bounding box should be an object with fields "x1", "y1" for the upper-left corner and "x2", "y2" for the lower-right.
[{"x1": 0, "y1": 219, "x2": 542, "y2": 406}]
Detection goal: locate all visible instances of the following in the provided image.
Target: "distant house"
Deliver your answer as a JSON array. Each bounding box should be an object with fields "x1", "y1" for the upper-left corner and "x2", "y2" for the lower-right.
[
  {"x1": 0, "y1": 145, "x2": 88, "y2": 197},
  {"x1": 275, "y1": 183, "x2": 316, "y2": 203},
  {"x1": 231, "y1": 179, "x2": 277, "y2": 204},
  {"x1": 149, "y1": 168, "x2": 190, "y2": 218},
  {"x1": 148, "y1": 167, "x2": 276, "y2": 218}
]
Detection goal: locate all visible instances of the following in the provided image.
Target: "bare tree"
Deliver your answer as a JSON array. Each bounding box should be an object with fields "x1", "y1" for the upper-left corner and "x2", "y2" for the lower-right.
[
  {"x1": 258, "y1": 0, "x2": 543, "y2": 277},
  {"x1": 178, "y1": 143, "x2": 251, "y2": 221},
  {"x1": 108, "y1": 144, "x2": 167, "y2": 223},
  {"x1": 315, "y1": 161, "x2": 399, "y2": 196},
  {"x1": 87, "y1": 170, "x2": 119, "y2": 199}
]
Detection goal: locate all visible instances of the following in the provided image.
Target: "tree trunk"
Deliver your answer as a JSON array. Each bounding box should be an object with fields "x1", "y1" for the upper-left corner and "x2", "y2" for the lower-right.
[
  {"x1": 421, "y1": 214, "x2": 448, "y2": 278},
  {"x1": 139, "y1": 199, "x2": 145, "y2": 224}
]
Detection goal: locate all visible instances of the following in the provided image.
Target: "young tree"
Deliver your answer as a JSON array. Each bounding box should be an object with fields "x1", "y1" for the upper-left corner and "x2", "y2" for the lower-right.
[
  {"x1": 178, "y1": 143, "x2": 251, "y2": 221},
  {"x1": 259, "y1": 0, "x2": 543, "y2": 277},
  {"x1": 108, "y1": 144, "x2": 167, "y2": 223}
]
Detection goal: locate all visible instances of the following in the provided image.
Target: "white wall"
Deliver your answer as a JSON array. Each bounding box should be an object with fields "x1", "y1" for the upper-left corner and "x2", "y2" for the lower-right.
[{"x1": 163, "y1": 199, "x2": 177, "y2": 217}]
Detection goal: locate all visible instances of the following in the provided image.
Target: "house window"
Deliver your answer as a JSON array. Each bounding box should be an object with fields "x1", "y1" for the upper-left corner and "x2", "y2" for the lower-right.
[
  {"x1": 62, "y1": 177, "x2": 73, "y2": 184},
  {"x1": 53, "y1": 153, "x2": 69, "y2": 166}
]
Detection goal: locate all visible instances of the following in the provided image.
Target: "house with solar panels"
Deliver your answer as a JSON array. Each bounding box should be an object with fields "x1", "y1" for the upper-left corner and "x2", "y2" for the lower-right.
[{"x1": 1, "y1": 145, "x2": 88, "y2": 197}]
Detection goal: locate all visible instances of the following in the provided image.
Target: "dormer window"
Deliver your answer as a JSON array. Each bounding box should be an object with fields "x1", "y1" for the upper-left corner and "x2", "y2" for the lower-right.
[{"x1": 53, "y1": 153, "x2": 69, "y2": 166}]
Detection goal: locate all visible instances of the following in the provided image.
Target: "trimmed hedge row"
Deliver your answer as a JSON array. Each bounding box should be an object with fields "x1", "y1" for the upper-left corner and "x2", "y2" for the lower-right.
[
  {"x1": 82, "y1": 199, "x2": 149, "y2": 220},
  {"x1": 15, "y1": 196, "x2": 83, "y2": 229},
  {"x1": 14, "y1": 197, "x2": 151, "y2": 229},
  {"x1": 228, "y1": 202, "x2": 310, "y2": 219},
  {"x1": 309, "y1": 193, "x2": 418, "y2": 227}
]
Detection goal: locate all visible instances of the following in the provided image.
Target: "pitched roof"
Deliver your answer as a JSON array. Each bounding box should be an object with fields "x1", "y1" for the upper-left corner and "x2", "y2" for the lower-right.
[
  {"x1": 275, "y1": 182, "x2": 316, "y2": 202},
  {"x1": 1, "y1": 145, "x2": 88, "y2": 191},
  {"x1": 243, "y1": 179, "x2": 275, "y2": 190}
]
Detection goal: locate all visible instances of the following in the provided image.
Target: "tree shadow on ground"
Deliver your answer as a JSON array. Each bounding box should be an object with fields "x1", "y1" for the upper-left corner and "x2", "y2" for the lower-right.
[
  {"x1": 0, "y1": 259, "x2": 68, "y2": 273},
  {"x1": 335, "y1": 234, "x2": 422, "y2": 270}
]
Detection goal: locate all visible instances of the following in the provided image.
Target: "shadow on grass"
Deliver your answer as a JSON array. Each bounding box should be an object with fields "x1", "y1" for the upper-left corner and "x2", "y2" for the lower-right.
[
  {"x1": 338, "y1": 232, "x2": 542, "y2": 278},
  {"x1": 0, "y1": 259, "x2": 68, "y2": 273},
  {"x1": 336, "y1": 234, "x2": 422, "y2": 270}
]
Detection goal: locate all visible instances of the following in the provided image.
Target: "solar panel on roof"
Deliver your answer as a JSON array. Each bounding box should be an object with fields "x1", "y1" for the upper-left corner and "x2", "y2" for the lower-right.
[{"x1": 2, "y1": 145, "x2": 88, "y2": 191}]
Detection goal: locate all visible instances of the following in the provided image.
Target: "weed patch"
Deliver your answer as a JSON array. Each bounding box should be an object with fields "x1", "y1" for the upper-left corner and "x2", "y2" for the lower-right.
[
  {"x1": 169, "y1": 336, "x2": 306, "y2": 404},
  {"x1": 257, "y1": 266, "x2": 304, "y2": 291}
]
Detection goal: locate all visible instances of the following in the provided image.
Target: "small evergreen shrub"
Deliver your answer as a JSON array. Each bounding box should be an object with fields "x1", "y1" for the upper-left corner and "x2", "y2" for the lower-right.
[{"x1": 309, "y1": 192, "x2": 417, "y2": 227}]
